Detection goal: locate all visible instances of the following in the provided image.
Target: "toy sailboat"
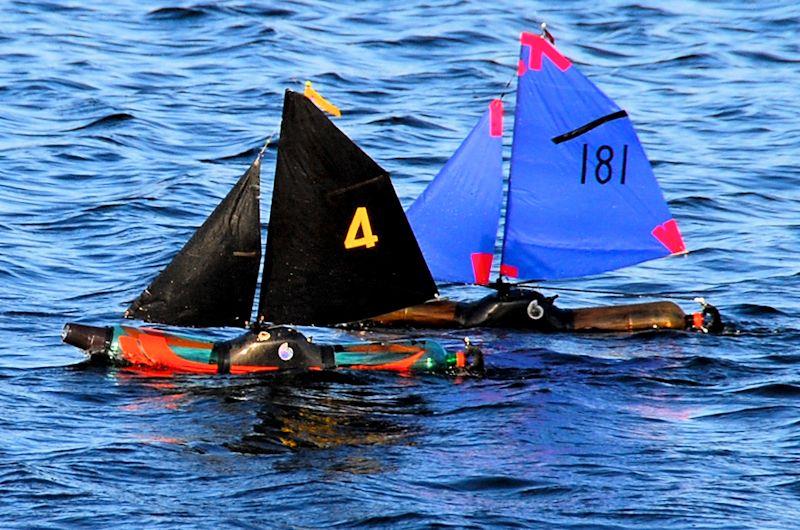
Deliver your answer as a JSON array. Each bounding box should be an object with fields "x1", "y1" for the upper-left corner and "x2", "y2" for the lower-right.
[
  {"x1": 370, "y1": 30, "x2": 722, "y2": 333},
  {"x1": 62, "y1": 90, "x2": 483, "y2": 375}
]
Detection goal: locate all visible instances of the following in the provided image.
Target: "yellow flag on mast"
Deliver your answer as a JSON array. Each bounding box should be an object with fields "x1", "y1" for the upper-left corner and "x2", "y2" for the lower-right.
[{"x1": 303, "y1": 81, "x2": 342, "y2": 117}]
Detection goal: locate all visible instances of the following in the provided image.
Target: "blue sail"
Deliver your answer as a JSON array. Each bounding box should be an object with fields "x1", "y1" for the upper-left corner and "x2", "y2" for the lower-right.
[
  {"x1": 408, "y1": 100, "x2": 504, "y2": 285},
  {"x1": 500, "y1": 32, "x2": 685, "y2": 281}
]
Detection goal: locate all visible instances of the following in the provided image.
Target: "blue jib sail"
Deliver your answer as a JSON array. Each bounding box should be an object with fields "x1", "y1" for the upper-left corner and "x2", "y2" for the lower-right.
[
  {"x1": 500, "y1": 32, "x2": 685, "y2": 281},
  {"x1": 408, "y1": 100, "x2": 504, "y2": 285}
]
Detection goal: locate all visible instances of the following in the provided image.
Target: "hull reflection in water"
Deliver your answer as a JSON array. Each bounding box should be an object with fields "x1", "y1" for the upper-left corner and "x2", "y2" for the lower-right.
[
  {"x1": 229, "y1": 376, "x2": 429, "y2": 454},
  {"x1": 62, "y1": 323, "x2": 484, "y2": 376}
]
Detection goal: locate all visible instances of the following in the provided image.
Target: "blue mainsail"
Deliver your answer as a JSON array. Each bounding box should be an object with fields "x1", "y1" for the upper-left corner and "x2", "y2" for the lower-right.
[
  {"x1": 500, "y1": 32, "x2": 685, "y2": 281},
  {"x1": 407, "y1": 100, "x2": 504, "y2": 284}
]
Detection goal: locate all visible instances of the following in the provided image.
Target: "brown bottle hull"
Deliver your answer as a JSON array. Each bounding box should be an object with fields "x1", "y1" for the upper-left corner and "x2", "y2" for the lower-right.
[
  {"x1": 372, "y1": 300, "x2": 459, "y2": 327},
  {"x1": 368, "y1": 290, "x2": 691, "y2": 333},
  {"x1": 569, "y1": 301, "x2": 686, "y2": 332}
]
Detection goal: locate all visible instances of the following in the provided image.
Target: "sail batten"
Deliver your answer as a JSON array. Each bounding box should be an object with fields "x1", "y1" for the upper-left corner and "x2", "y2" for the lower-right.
[
  {"x1": 551, "y1": 110, "x2": 629, "y2": 144},
  {"x1": 500, "y1": 32, "x2": 685, "y2": 281}
]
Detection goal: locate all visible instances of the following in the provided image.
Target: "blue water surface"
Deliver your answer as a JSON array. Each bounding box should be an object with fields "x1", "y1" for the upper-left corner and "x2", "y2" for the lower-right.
[{"x1": 1, "y1": 1, "x2": 799, "y2": 528}]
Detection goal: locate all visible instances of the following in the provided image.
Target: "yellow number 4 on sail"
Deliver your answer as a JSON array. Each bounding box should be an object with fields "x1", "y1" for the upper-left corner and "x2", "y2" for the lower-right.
[{"x1": 344, "y1": 207, "x2": 379, "y2": 249}]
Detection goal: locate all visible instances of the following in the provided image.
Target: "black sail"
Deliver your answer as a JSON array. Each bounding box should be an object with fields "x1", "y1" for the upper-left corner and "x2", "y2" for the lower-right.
[
  {"x1": 258, "y1": 90, "x2": 437, "y2": 325},
  {"x1": 125, "y1": 158, "x2": 261, "y2": 327}
]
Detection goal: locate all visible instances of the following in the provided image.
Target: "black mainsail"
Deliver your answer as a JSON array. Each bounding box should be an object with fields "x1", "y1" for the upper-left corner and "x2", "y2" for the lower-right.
[
  {"x1": 257, "y1": 90, "x2": 437, "y2": 325},
  {"x1": 125, "y1": 159, "x2": 261, "y2": 327}
]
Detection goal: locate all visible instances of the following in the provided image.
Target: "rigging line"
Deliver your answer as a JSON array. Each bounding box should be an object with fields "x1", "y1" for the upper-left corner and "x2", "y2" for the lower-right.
[
  {"x1": 498, "y1": 71, "x2": 516, "y2": 100},
  {"x1": 512, "y1": 282, "x2": 702, "y2": 301},
  {"x1": 499, "y1": 19, "x2": 549, "y2": 101},
  {"x1": 257, "y1": 131, "x2": 278, "y2": 161}
]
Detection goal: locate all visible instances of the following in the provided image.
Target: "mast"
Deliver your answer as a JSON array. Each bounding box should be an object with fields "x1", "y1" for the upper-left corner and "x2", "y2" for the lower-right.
[
  {"x1": 497, "y1": 44, "x2": 525, "y2": 281},
  {"x1": 499, "y1": 29, "x2": 569, "y2": 281}
]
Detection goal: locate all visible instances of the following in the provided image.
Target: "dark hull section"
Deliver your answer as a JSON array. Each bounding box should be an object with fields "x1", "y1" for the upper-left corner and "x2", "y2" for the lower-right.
[
  {"x1": 366, "y1": 289, "x2": 722, "y2": 333},
  {"x1": 62, "y1": 323, "x2": 482, "y2": 376}
]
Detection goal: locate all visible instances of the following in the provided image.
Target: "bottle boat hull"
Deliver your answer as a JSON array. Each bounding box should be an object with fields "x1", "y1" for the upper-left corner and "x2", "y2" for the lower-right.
[
  {"x1": 62, "y1": 323, "x2": 483, "y2": 375},
  {"x1": 365, "y1": 289, "x2": 721, "y2": 333}
]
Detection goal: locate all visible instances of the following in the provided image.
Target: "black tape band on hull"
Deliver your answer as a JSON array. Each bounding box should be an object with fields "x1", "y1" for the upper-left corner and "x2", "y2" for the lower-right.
[
  {"x1": 320, "y1": 346, "x2": 336, "y2": 370},
  {"x1": 214, "y1": 344, "x2": 231, "y2": 374}
]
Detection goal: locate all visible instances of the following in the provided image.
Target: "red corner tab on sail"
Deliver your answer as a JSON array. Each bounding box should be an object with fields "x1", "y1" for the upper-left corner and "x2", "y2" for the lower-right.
[
  {"x1": 470, "y1": 253, "x2": 493, "y2": 285},
  {"x1": 651, "y1": 219, "x2": 686, "y2": 254},
  {"x1": 519, "y1": 32, "x2": 572, "y2": 73},
  {"x1": 489, "y1": 99, "x2": 503, "y2": 138},
  {"x1": 499, "y1": 263, "x2": 519, "y2": 278}
]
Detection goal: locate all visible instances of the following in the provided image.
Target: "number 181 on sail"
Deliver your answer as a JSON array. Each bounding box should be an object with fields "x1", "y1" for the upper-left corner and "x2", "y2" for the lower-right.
[{"x1": 580, "y1": 143, "x2": 628, "y2": 185}]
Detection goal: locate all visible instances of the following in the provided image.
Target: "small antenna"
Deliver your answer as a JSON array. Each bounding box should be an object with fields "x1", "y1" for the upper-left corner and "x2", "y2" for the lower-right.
[{"x1": 540, "y1": 22, "x2": 556, "y2": 45}]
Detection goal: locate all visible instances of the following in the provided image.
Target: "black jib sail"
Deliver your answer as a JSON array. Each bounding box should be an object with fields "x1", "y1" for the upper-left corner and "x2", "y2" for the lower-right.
[
  {"x1": 257, "y1": 90, "x2": 437, "y2": 325},
  {"x1": 125, "y1": 158, "x2": 262, "y2": 327}
]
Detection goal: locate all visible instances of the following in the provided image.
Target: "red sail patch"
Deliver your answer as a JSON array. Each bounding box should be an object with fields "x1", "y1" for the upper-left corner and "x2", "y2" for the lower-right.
[
  {"x1": 470, "y1": 252, "x2": 494, "y2": 285},
  {"x1": 489, "y1": 99, "x2": 503, "y2": 138},
  {"x1": 499, "y1": 263, "x2": 519, "y2": 278},
  {"x1": 520, "y1": 32, "x2": 572, "y2": 72},
  {"x1": 651, "y1": 219, "x2": 686, "y2": 254}
]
